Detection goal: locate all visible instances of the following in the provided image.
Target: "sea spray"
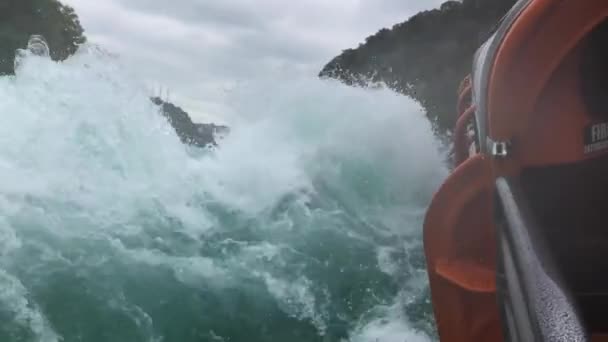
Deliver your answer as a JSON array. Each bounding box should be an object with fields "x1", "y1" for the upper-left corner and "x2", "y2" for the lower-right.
[{"x1": 0, "y1": 45, "x2": 447, "y2": 341}]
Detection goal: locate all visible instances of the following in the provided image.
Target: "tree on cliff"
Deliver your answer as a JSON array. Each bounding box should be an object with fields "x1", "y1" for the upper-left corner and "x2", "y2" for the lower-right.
[
  {"x1": 319, "y1": 0, "x2": 516, "y2": 132},
  {"x1": 0, "y1": 0, "x2": 86, "y2": 75}
]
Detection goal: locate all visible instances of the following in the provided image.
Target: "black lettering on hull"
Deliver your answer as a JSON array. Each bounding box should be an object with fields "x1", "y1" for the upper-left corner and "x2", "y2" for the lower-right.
[{"x1": 585, "y1": 122, "x2": 608, "y2": 154}]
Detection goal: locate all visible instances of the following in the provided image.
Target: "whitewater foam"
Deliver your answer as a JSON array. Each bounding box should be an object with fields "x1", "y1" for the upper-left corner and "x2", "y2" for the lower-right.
[
  {"x1": 0, "y1": 270, "x2": 58, "y2": 342},
  {"x1": 0, "y1": 45, "x2": 447, "y2": 341}
]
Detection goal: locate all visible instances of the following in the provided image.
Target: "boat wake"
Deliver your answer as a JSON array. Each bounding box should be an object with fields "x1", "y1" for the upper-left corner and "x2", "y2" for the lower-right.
[{"x1": 0, "y1": 44, "x2": 447, "y2": 341}]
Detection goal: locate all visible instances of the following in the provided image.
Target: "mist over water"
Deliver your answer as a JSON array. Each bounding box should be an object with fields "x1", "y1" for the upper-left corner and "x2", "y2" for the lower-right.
[{"x1": 0, "y1": 46, "x2": 447, "y2": 341}]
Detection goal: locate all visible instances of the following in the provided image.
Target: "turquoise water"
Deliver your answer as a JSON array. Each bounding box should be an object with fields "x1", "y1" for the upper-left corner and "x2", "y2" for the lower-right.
[{"x1": 0, "y1": 47, "x2": 447, "y2": 341}]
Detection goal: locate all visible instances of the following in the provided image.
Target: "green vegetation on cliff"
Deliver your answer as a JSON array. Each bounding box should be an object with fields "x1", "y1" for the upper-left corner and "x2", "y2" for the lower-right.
[
  {"x1": 0, "y1": 0, "x2": 86, "y2": 75},
  {"x1": 320, "y1": 0, "x2": 516, "y2": 131}
]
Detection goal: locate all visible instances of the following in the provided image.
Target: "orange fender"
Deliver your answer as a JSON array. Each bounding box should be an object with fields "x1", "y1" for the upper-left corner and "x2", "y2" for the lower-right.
[{"x1": 424, "y1": 155, "x2": 502, "y2": 342}]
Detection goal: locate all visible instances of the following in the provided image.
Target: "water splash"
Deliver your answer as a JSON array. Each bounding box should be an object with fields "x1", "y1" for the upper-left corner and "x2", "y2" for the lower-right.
[
  {"x1": 27, "y1": 36, "x2": 50, "y2": 58},
  {"x1": 0, "y1": 45, "x2": 447, "y2": 341}
]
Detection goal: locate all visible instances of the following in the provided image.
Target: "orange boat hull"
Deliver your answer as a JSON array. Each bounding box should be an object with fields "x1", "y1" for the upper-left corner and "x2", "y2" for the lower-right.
[{"x1": 424, "y1": 0, "x2": 608, "y2": 340}]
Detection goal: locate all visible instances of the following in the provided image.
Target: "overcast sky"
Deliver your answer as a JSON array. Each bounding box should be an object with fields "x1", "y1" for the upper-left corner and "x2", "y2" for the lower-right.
[{"x1": 62, "y1": 0, "x2": 444, "y2": 122}]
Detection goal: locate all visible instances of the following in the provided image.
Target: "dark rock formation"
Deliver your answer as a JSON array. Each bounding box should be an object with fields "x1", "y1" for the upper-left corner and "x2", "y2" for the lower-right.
[
  {"x1": 195, "y1": 123, "x2": 230, "y2": 144},
  {"x1": 320, "y1": 0, "x2": 516, "y2": 132},
  {"x1": 151, "y1": 97, "x2": 229, "y2": 148}
]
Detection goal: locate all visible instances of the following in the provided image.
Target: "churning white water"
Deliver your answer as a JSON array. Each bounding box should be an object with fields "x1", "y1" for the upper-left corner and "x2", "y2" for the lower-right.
[{"x1": 0, "y1": 46, "x2": 447, "y2": 342}]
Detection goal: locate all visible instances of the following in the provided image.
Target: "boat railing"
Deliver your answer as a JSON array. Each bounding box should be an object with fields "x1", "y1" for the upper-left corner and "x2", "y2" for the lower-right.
[{"x1": 495, "y1": 178, "x2": 589, "y2": 342}]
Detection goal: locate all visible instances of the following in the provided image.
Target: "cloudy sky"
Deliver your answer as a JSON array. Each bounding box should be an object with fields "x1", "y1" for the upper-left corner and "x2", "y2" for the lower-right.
[{"x1": 62, "y1": 0, "x2": 444, "y2": 122}]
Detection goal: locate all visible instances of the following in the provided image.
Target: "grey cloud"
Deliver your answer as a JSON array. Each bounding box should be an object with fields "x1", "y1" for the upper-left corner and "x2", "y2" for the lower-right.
[
  {"x1": 63, "y1": 0, "x2": 445, "y2": 122},
  {"x1": 119, "y1": 0, "x2": 270, "y2": 32}
]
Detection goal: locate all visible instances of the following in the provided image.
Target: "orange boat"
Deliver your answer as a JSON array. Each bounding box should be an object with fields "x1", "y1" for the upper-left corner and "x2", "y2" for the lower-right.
[{"x1": 424, "y1": 0, "x2": 608, "y2": 341}]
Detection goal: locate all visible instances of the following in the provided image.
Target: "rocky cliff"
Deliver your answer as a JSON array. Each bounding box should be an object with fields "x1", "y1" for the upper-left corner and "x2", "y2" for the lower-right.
[{"x1": 320, "y1": 0, "x2": 517, "y2": 131}]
